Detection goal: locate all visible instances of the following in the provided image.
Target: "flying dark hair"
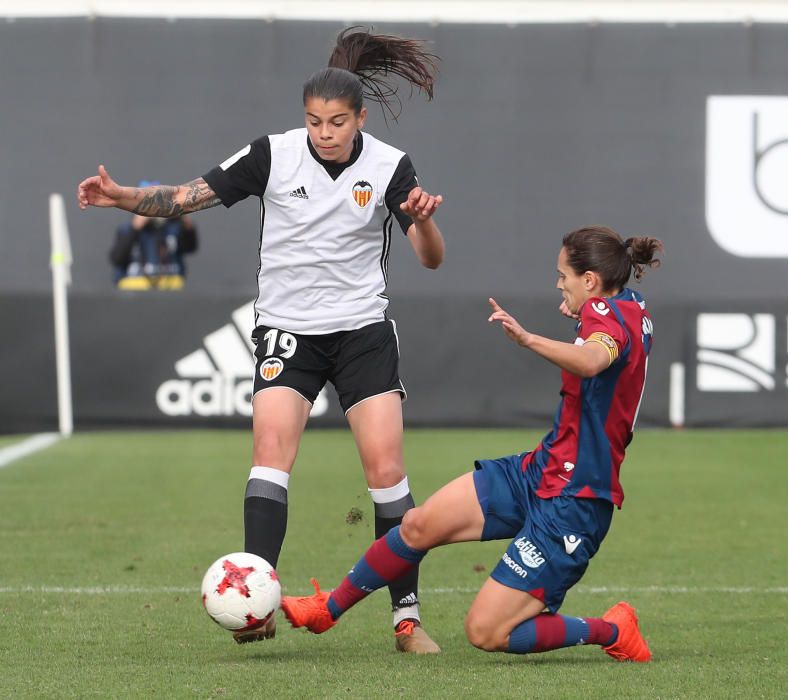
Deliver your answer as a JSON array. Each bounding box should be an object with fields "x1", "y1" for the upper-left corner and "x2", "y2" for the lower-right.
[
  {"x1": 562, "y1": 226, "x2": 664, "y2": 291},
  {"x1": 302, "y1": 27, "x2": 439, "y2": 120}
]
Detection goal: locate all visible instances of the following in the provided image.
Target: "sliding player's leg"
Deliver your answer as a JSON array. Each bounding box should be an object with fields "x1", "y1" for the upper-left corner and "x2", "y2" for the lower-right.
[
  {"x1": 466, "y1": 577, "x2": 649, "y2": 661},
  {"x1": 464, "y1": 576, "x2": 621, "y2": 655},
  {"x1": 281, "y1": 471, "x2": 485, "y2": 635},
  {"x1": 464, "y1": 473, "x2": 650, "y2": 662}
]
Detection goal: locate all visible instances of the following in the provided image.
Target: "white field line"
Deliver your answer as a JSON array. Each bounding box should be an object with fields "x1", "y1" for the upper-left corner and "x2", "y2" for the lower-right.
[
  {"x1": 0, "y1": 585, "x2": 785, "y2": 595},
  {"x1": 0, "y1": 433, "x2": 61, "y2": 469}
]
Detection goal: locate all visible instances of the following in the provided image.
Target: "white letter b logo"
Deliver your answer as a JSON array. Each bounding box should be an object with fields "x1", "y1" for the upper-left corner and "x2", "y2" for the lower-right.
[{"x1": 706, "y1": 96, "x2": 788, "y2": 257}]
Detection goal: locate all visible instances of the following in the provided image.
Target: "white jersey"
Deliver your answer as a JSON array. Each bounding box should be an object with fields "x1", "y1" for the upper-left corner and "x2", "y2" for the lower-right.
[{"x1": 204, "y1": 128, "x2": 417, "y2": 334}]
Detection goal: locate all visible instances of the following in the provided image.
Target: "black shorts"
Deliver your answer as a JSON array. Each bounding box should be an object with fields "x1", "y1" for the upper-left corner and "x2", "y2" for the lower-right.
[{"x1": 252, "y1": 320, "x2": 406, "y2": 414}]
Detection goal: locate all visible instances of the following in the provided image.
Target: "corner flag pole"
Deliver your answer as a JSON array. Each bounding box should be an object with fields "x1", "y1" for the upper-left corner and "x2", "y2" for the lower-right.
[{"x1": 49, "y1": 193, "x2": 73, "y2": 436}]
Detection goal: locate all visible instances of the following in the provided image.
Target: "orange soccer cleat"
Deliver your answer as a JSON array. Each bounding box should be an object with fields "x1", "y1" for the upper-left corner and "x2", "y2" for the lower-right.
[
  {"x1": 602, "y1": 601, "x2": 652, "y2": 662},
  {"x1": 280, "y1": 578, "x2": 336, "y2": 634}
]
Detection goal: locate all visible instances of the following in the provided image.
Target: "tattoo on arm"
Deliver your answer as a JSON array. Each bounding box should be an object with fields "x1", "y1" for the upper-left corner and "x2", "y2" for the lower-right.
[
  {"x1": 183, "y1": 178, "x2": 221, "y2": 212},
  {"x1": 132, "y1": 186, "x2": 184, "y2": 217},
  {"x1": 131, "y1": 178, "x2": 220, "y2": 216}
]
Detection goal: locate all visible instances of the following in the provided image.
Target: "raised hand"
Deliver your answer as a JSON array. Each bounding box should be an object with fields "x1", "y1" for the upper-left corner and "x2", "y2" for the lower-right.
[
  {"x1": 488, "y1": 297, "x2": 531, "y2": 347},
  {"x1": 400, "y1": 186, "x2": 443, "y2": 222},
  {"x1": 77, "y1": 165, "x2": 124, "y2": 209}
]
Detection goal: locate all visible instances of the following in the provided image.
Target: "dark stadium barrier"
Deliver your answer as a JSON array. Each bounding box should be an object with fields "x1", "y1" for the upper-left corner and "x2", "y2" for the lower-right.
[{"x1": 3, "y1": 293, "x2": 786, "y2": 431}]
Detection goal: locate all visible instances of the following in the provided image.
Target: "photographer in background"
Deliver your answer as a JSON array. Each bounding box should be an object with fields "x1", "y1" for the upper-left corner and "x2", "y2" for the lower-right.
[{"x1": 109, "y1": 180, "x2": 198, "y2": 290}]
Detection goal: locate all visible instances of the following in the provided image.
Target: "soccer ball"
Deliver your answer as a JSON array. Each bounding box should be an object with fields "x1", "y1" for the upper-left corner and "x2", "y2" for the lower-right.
[{"x1": 200, "y1": 552, "x2": 281, "y2": 632}]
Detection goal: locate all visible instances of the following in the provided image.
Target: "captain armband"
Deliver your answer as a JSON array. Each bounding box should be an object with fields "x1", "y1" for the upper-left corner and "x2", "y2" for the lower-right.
[{"x1": 585, "y1": 332, "x2": 619, "y2": 366}]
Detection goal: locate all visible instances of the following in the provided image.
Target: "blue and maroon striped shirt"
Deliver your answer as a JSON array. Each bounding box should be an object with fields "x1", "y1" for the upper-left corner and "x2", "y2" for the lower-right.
[{"x1": 522, "y1": 288, "x2": 653, "y2": 508}]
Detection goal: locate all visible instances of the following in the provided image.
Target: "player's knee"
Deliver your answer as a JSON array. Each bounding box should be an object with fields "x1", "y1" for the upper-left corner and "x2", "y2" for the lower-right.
[
  {"x1": 253, "y1": 431, "x2": 296, "y2": 468},
  {"x1": 364, "y1": 461, "x2": 405, "y2": 490},
  {"x1": 399, "y1": 507, "x2": 431, "y2": 549},
  {"x1": 464, "y1": 611, "x2": 505, "y2": 652}
]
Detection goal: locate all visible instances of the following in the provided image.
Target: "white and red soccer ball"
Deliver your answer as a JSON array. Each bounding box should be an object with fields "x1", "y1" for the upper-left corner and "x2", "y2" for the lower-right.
[{"x1": 201, "y1": 552, "x2": 281, "y2": 631}]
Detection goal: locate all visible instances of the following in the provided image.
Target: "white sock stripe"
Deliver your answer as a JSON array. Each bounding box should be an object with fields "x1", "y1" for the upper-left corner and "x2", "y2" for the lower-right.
[
  {"x1": 249, "y1": 466, "x2": 290, "y2": 490},
  {"x1": 368, "y1": 476, "x2": 410, "y2": 504},
  {"x1": 392, "y1": 603, "x2": 420, "y2": 627}
]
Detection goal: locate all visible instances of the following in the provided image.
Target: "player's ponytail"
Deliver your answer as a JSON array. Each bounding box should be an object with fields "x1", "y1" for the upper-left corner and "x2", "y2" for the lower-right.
[
  {"x1": 563, "y1": 226, "x2": 663, "y2": 291},
  {"x1": 303, "y1": 27, "x2": 439, "y2": 120},
  {"x1": 624, "y1": 236, "x2": 664, "y2": 282}
]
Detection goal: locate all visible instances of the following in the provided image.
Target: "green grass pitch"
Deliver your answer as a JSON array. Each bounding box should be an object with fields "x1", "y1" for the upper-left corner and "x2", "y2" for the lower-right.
[{"x1": 0, "y1": 428, "x2": 786, "y2": 698}]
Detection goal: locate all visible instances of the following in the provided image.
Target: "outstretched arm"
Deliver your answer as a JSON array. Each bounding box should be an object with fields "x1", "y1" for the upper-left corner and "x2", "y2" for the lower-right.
[
  {"x1": 487, "y1": 297, "x2": 610, "y2": 378},
  {"x1": 402, "y1": 186, "x2": 445, "y2": 269},
  {"x1": 77, "y1": 165, "x2": 221, "y2": 216}
]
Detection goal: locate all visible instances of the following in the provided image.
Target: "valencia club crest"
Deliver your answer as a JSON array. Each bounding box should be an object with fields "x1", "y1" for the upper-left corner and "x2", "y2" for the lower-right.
[
  {"x1": 260, "y1": 357, "x2": 284, "y2": 381},
  {"x1": 352, "y1": 180, "x2": 373, "y2": 208}
]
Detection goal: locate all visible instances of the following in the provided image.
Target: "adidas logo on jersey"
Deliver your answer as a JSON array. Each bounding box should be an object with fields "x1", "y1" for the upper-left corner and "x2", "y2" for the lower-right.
[
  {"x1": 155, "y1": 301, "x2": 328, "y2": 418},
  {"x1": 289, "y1": 186, "x2": 309, "y2": 199}
]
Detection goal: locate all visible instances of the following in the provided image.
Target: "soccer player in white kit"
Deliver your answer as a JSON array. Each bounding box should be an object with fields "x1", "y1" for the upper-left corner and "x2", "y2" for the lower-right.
[{"x1": 77, "y1": 28, "x2": 445, "y2": 653}]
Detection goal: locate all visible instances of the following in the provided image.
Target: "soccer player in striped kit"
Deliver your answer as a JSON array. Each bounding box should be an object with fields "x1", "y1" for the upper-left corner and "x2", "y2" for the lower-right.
[
  {"x1": 282, "y1": 227, "x2": 663, "y2": 662},
  {"x1": 77, "y1": 28, "x2": 445, "y2": 653}
]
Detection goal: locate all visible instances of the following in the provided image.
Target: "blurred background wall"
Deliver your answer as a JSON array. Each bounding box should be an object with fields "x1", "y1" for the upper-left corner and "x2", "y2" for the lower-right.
[{"x1": 2, "y1": 2, "x2": 787, "y2": 431}]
